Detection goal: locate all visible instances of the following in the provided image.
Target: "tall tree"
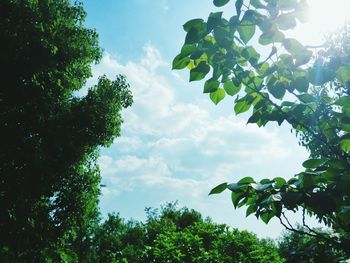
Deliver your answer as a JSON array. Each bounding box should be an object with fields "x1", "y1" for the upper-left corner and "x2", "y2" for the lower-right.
[
  {"x1": 174, "y1": 0, "x2": 350, "y2": 255},
  {"x1": 0, "y1": 0, "x2": 132, "y2": 261}
]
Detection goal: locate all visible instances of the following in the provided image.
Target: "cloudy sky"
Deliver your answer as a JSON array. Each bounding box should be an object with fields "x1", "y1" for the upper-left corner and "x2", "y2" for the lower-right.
[{"x1": 82, "y1": 0, "x2": 349, "y2": 238}]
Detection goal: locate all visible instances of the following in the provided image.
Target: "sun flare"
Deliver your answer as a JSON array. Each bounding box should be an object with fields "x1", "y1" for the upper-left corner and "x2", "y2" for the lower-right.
[{"x1": 291, "y1": 0, "x2": 350, "y2": 45}]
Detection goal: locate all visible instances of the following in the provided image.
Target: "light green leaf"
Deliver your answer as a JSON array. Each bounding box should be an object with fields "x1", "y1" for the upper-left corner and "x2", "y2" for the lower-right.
[
  {"x1": 234, "y1": 99, "x2": 251, "y2": 114},
  {"x1": 210, "y1": 88, "x2": 226, "y2": 105},
  {"x1": 259, "y1": 29, "x2": 284, "y2": 45},
  {"x1": 274, "y1": 177, "x2": 286, "y2": 188},
  {"x1": 277, "y1": 14, "x2": 296, "y2": 30},
  {"x1": 224, "y1": 80, "x2": 240, "y2": 96},
  {"x1": 335, "y1": 96, "x2": 350, "y2": 107},
  {"x1": 237, "y1": 12, "x2": 256, "y2": 44},
  {"x1": 340, "y1": 139, "x2": 350, "y2": 152},
  {"x1": 336, "y1": 66, "x2": 350, "y2": 84}
]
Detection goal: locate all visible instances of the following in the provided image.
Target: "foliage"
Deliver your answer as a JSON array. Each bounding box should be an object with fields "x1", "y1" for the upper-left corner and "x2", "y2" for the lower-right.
[
  {"x1": 174, "y1": 0, "x2": 350, "y2": 255},
  {"x1": 0, "y1": 0, "x2": 132, "y2": 261},
  {"x1": 91, "y1": 203, "x2": 282, "y2": 263},
  {"x1": 278, "y1": 226, "x2": 347, "y2": 262}
]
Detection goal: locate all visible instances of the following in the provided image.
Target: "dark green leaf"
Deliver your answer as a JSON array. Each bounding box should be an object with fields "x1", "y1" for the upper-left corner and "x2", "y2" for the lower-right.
[
  {"x1": 190, "y1": 61, "x2": 210, "y2": 81},
  {"x1": 302, "y1": 158, "x2": 328, "y2": 169},
  {"x1": 204, "y1": 78, "x2": 220, "y2": 93},
  {"x1": 238, "y1": 177, "x2": 255, "y2": 184},
  {"x1": 172, "y1": 54, "x2": 190, "y2": 70},
  {"x1": 268, "y1": 82, "x2": 286, "y2": 100},
  {"x1": 260, "y1": 210, "x2": 274, "y2": 224},
  {"x1": 209, "y1": 182, "x2": 228, "y2": 195},
  {"x1": 214, "y1": 0, "x2": 230, "y2": 7},
  {"x1": 291, "y1": 76, "x2": 309, "y2": 93},
  {"x1": 246, "y1": 205, "x2": 257, "y2": 217},
  {"x1": 183, "y1": 18, "x2": 205, "y2": 32},
  {"x1": 235, "y1": 0, "x2": 243, "y2": 16},
  {"x1": 231, "y1": 191, "x2": 245, "y2": 207},
  {"x1": 250, "y1": 0, "x2": 265, "y2": 9}
]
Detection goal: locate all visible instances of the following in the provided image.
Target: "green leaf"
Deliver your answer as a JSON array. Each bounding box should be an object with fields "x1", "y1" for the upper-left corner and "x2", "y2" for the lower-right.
[
  {"x1": 172, "y1": 54, "x2": 190, "y2": 70},
  {"x1": 335, "y1": 96, "x2": 350, "y2": 107},
  {"x1": 235, "y1": 0, "x2": 243, "y2": 16},
  {"x1": 183, "y1": 18, "x2": 205, "y2": 32},
  {"x1": 274, "y1": 177, "x2": 286, "y2": 188},
  {"x1": 259, "y1": 29, "x2": 285, "y2": 45},
  {"x1": 336, "y1": 66, "x2": 350, "y2": 84},
  {"x1": 281, "y1": 192, "x2": 303, "y2": 208},
  {"x1": 234, "y1": 99, "x2": 252, "y2": 114},
  {"x1": 209, "y1": 182, "x2": 228, "y2": 195},
  {"x1": 231, "y1": 191, "x2": 245, "y2": 207},
  {"x1": 340, "y1": 139, "x2": 350, "y2": 152},
  {"x1": 260, "y1": 211, "x2": 274, "y2": 224},
  {"x1": 180, "y1": 44, "x2": 197, "y2": 56},
  {"x1": 210, "y1": 88, "x2": 226, "y2": 105},
  {"x1": 250, "y1": 0, "x2": 264, "y2": 9},
  {"x1": 237, "y1": 22, "x2": 255, "y2": 44},
  {"x1": 207, "y1": 12, "x2": 223, "y2": 31},
  {"x1": 238, "y1": 177, "x2": 255, "y2": 184},
  {"x1": 190, "y1": 61, "x2": 210, "y2": 81},
  {"x1": 283, "y1": 38, "x2": 305, "y2": 55},
  {"x1": 204, "y1": 78, "x2": 220, "y2": 93},
  {"x1": 224, "y1": 80, "x2": 240, "y2": 96},
  {"x1": 302, "y1": 158, "x2": 327, "y2": 169},
  {"x1": 339, "y1": 206, "x2": 350, "y2": 224},
  {"x1": 268, "y1": 82, "x2": 286, "y2": 100},
  {"x1": 277, "y1": 14, "x2": 296, "y2": 30},
  {"x1": 291, "y1": 76, "x2": 309, "y2": 93},
  {"x1": 213, "y1": 0, "x2": 230, "y2": 7},
  {"x1": 246, "y1": 205, "x2": 257, "y2": 217}
]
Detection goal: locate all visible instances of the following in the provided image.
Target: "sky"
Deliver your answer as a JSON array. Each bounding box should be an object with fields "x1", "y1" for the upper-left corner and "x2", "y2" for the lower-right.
[{"x1": 81, "y1": 0, "x2": 350, "y2": 239}]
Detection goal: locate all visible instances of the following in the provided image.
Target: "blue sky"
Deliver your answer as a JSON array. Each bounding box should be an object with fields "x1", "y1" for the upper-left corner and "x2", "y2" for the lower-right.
[{"x1": 81, "y1": 0, "x2": 323, "y2": 239}]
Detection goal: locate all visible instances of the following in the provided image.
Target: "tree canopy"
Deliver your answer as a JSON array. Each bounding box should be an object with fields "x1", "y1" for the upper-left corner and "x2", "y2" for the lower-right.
[
  {"x1": 173, "y1": 0, "x2": 350, "y2": 255},
  {"x1": 0, "y1": 0, "x2": 132, "y2": 261},
  {"x1": 90, "y1": 203, "x2": 282, "y2": 263}
]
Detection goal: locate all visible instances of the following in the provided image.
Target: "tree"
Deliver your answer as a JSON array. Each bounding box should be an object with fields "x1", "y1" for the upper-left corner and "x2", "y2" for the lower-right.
[
  {"x1": 91, "y1": 203, "x2": 282, "y2": 263},
  {"x1": 0, "y1": 0, "x2": 132, "y2": 261},
  {"x1": 173, "y1": 0, "x2": 350, "y2": 255},
  {"x1": 278, "y1": 226, "x2": 347, "y2": 262}
]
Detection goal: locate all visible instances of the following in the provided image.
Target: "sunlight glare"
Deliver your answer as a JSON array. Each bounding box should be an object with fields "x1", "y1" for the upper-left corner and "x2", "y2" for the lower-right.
[{"x1": 289, "y1": 0, "x2": 350, "y2": 45}]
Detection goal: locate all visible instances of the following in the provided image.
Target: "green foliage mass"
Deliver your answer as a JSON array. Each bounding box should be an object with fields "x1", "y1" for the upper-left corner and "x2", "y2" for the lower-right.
[
  {"x1": 0, "y1": 0, "x2": 132, "y2": 261},
  {"x1": 278, "y1": 226, "x2": 347, "y2": 263},
  {"x1": 89, "y1": 203, "x2": 282, "y2": 263},
  {"x1": 174, "y1": 0, "x2": 350, "y2": 256}
]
